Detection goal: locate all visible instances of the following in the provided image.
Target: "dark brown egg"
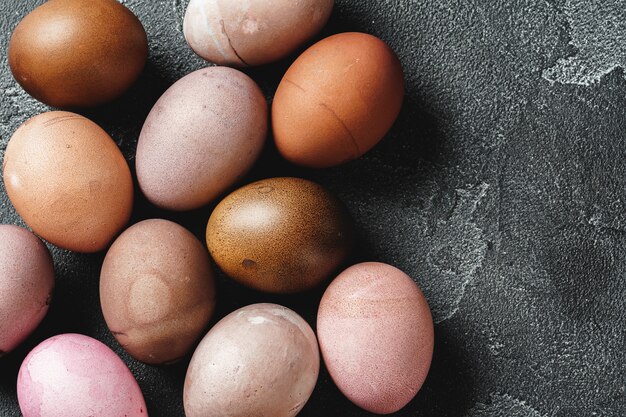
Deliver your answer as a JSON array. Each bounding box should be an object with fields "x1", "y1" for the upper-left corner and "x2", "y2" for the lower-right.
[
  {"x1": 8, "y1": 0, "x2": 148, "y2": 108},
  {"x1": 206, "y1": 177, "x2": 353, "y2": 293},
  {"x1": 100, "y1": 219, "x2": 216, "y2": 365}
]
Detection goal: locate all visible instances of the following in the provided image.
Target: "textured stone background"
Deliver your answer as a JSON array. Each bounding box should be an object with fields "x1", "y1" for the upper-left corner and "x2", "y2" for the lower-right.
[{"x1": 1, "y1": 0, "x2": 625, "y2": 416}]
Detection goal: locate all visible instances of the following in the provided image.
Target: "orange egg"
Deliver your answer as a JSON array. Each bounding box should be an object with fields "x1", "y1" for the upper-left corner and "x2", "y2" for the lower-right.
[{"x1": 272, "y1": 32, "x2": 405, "y2": 168}]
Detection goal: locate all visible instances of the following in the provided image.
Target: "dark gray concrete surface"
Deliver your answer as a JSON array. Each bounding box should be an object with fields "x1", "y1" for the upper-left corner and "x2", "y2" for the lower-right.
[{"x1": 1, "y1": 0, "x2": 625, "y2": 416}]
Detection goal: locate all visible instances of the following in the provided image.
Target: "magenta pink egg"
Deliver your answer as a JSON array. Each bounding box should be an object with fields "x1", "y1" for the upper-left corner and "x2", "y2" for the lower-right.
[
  {"x1": 17, "y1": 333, "x2": 148, "y2": 417},
  {"x1": 0, "y1": 224, "x2": 54, "y2": 356},
  {"x1": 317, "y1": 262, "x2": 434, "y2": 414}
]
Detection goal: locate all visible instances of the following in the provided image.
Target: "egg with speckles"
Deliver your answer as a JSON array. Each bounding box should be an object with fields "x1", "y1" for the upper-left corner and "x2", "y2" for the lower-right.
[
  {"x1": 17, "y1": 333, "x2": 148, "y2": 417},
  {"x1": 273, "y1": 32, "x2": 405, "y2": 168},
  {"x1": 184, "y1": 303, "x2": 319, "y2": 417},
  {"x1": 9, "y1": 0, "x2": 148, "y2": 108},
  {"x1": 2, "y1": 111, "x2": 133, "y2": 253},
  {"x1": 0, "y1": 225, "x2": 54, "y2": 357},
  {"x1": 100, "y1": 219, "x2": 216, "y2": 365},
  {"x1": 206, "y1": 177, "x2": 353, "y2": 293},
  {"x1": 317, "y1": 262, "x2": 434, "y2": 414},
  {"x1": 136, "y1": 66, "x2": 268, "y2": 211},
  {"x1": 183, "y1": 0, "x2": 334, "y2": 66}
]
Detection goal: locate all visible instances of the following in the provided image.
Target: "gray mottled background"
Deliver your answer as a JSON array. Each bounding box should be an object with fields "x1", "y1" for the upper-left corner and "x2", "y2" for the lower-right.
[{"x1": 1, "y1": 0, "x2": 625, "y2": 416}]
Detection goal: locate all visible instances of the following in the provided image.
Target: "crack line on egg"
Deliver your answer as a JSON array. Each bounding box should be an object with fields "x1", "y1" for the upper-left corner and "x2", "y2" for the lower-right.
[
  {"x1": 199, "y1": 1, "x2": 228, "y2": 61},
  {"x1": 283, "y1": 78, "x2": 361, "y2": 158},
  {"x1": 283, "y1": 78, "x2": 307, "y2": 93},
  {"x1": 42, "y1": 115, "x2": 83, "y2": 127},
  {"x1": 318, "y1": 102, "x2": 361, "y2": 157},
  {"x1": 220, "y1": 19, "x2": 249, "y2": 66}
]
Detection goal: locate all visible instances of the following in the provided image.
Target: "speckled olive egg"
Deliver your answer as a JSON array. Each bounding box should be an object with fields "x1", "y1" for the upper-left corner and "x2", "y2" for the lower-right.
[
  {"x1": 17, "y1": 334, "x2": 148, "y2": 417},
  {"x1": 8, "y1": 0, "x2": 147, "y2": 108},
  {"x1": 3, "y1": 112, "x2": 133, "y2": 253},
  {"x1": 183, "y1": 0, "x2": 334, "y2": 66},
  {"x1": 317, "y1": 262, "x2": 434, "y2": 414},
  {"x1": 0, "y1": 225, "x2": 54, "y2": 357},
  {"x1": 100, "y1": 219, "x2": 216, "y2": 365},
  {"x1": 184, "y1": 303, "x2": 319, "y2": 417},
  {"x1": 272, "y1": 32, "x2": 405, "y2": 168},
  {"x1": 206, "y1": 177, "x2": 352, "y2": 293},
  {"x1": 136, "y1": 67, "x2": 267, "y2": 211}
]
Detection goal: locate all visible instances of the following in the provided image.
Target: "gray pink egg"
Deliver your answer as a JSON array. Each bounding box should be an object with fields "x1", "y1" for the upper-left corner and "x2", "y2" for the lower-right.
[{"x1": 136, "y1": 66, "x2": 267, "y2": 211}]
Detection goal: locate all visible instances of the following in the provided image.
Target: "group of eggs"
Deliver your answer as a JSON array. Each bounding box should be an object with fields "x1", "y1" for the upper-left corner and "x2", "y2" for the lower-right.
[{"x1": 0, "y1": 0, "x2": 434, "y2": 416}]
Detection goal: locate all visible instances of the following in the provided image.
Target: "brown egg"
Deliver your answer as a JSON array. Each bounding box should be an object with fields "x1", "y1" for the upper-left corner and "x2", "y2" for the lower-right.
[
  {"x1": 8, "y1": 0, "x2": 148, "y2": 108},
  {"x1": 206, "y1": 177, "x2": 353, "y2": 293},
  {"x1": 272, "y1": 32, "x2": 405, "y2": 168},
  {"x1": 2, "y1": 111, "x2": 133, "y2": 253},
  {"x1": 100, "y1": 219, "x2": 216, "y2": 365}
]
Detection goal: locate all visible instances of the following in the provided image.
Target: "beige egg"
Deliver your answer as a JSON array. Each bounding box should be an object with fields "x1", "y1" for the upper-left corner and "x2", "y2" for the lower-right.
[
  {"x1": 183, "y1": 0, "x2": 334, "y2": 66},
  {"x1": 184, "y1": 303, "x2": 319, "y2": 417}
]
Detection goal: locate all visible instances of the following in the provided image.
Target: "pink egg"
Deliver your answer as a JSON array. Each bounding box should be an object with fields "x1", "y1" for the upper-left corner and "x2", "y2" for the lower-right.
[
  {"x1": 17, "y1": 334, "x2": 148, "y2": 417},
  {"x1": 317, "y1": 262, "x2": 434, "y2": 414},
  {"x1": 0, "y1": 224, "x2": 54, "y2": 356}
]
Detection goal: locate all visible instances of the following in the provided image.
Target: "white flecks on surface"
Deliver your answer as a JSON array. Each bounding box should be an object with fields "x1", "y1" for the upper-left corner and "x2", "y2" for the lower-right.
[
  {"x1": 466, "y1": 393, "x2": 547, "y2": 417},
  {"x1": 247, "y1": 316, "x2": 275, "y2": 325},
  {"x1": 428, "y1": 183, "x2": 490, "y2": 323},
  {"x1": 542, "y1": 0, "x2": 626, "y2": 86}
]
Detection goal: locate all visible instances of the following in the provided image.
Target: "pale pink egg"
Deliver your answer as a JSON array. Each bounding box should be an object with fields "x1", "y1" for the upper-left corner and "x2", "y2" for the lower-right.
[
  {"x1": 17, "y1": 333, "x2": 148, "y2": 417},
  {"x1": 0, "y1": 224, "x2": 54, "y2": 356},
  {"x1": 317, "y1": 262, "x2": 434, "y2": 414}
]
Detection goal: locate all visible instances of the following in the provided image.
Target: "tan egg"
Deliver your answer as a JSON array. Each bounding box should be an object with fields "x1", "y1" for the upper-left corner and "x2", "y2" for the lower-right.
[
  {"x1": 8, "y1": 0, "x2": 148, "y2": 108},
  {"x1": 183, "y1": 0, "x2": 334, "y2": 66},
  {"x1": 272, "y1": 32, "x2": 405, "y2": 168},
  {"x1": 2, "y1": 111, "x2": 133, "y2": 253},
  {"x1": 206, "y1": 177, "x2": 353, "y2": 293},
  {"x1": 100, "y1": 219, "x2": 216, "y2": 365}
]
